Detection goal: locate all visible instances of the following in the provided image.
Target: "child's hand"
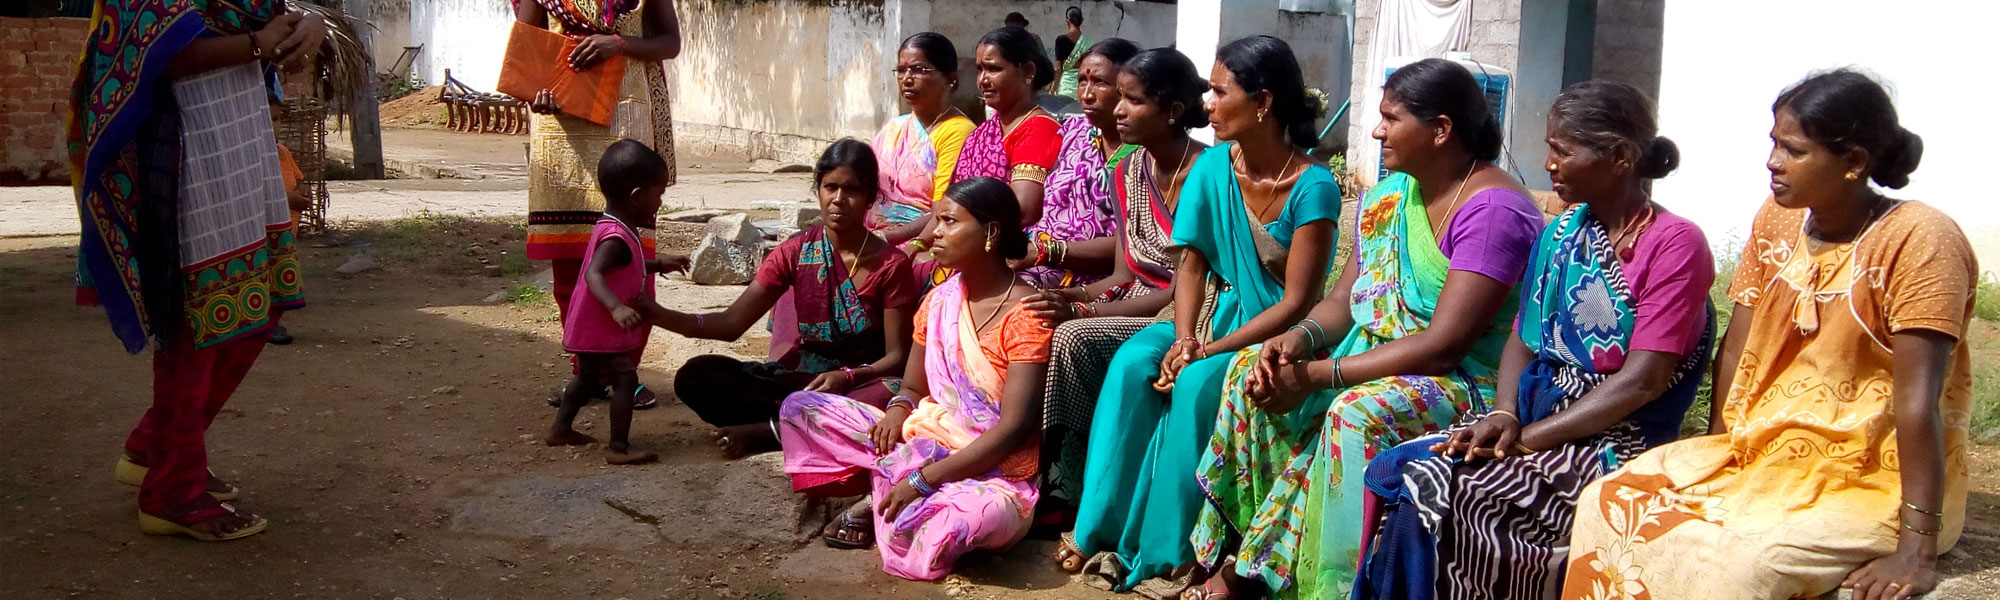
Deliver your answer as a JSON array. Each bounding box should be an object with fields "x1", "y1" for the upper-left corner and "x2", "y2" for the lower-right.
[
  {"x1": 805, "y1": 369, "x2": 855, "y2": 394},
  {"x1": 650, "y1": 255, "x2": 690, "y2": 276},
  {"x1": 612, "y1": 305, "x2": 643, "y2": 330}
]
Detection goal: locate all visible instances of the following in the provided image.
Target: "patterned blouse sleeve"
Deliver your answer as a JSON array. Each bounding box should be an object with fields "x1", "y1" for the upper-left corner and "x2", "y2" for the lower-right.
[
  {"x1": 1725, "y1": 197, "x2": 1791, "y2": 308},
  {"x1": 1004, "y1": 115, "x2": 1063, "y2": 184},
  {"x1": 1883, "y1": 206, "x2": 1976, "y2": 339},
  {"x1": 1000, "y1": 306, "x2": 1055, "y2": 364}
]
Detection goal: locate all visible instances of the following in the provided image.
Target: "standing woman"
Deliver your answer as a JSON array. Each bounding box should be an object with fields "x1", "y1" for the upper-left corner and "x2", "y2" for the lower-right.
[
  {"x1": 1019, "y1": 38, "x2": 1142, "y2": 289},
  {"x1": 665, "y1": 140, "x2": 919, "y2": 459},
  {"x1": 519, "y1": 0, "x2": 682, "y2": 407},
  {"x1": 1031, "y1": 47, "x2": 1210, "y2": 525},
  {"x1": 776, "y1": 178, "x2": 1054, "y2": 580},
  {"x1": 1073, "y1": 36, "x2": 1341, "y2": 593},
  {"x1": 1562, "y1": 69, "x2": 1972, "y2": 600},
  {"x1": 870, "y1": 32, "x2": 975, "y2": 245},
  {"x1": 77, "y1": 0, "x2": 326, "y2": 540},
  {"x1": 1355, "y1": 80, "x2": 1715, "y2": 600},
  {"x1": 1188, "y1": 58, "x2": 1542, "y2": 600},
  {"x1": 1053, "y1": 6, "x2": 1091, "y2": 99}
]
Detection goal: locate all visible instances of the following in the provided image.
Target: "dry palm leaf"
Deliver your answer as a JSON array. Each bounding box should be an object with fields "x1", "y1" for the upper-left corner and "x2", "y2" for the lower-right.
[{"x1": 291, "y1": 0, "x2": 373, "y2": 131}]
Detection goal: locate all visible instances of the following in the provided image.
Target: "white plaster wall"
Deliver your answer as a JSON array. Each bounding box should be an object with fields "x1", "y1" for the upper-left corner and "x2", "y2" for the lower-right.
[
  {"x1": 664, "y1": 0, "x2": 892, "y2": 144},
  {"x1": 923, "y1": 0, "x2": 1180, "y2": 56},
  {"x1": 1655, "y1": 0, "x2": 1999, "y2": 269},
  {"x1": 410, "y1": 0, "x2": 516, "y2": 90}
]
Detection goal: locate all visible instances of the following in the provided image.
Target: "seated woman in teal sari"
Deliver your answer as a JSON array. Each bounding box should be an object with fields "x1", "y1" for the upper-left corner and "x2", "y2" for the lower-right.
[
  {"x1": 1186, "y1": 58, "x2": 1543, "y2": 600},
  {"x1": 1070, "y1": 36, "x2": 1341, "y2": 595},
  {"x1": 1353, "y1": 80, "x2": 1716, "y2": 600}
]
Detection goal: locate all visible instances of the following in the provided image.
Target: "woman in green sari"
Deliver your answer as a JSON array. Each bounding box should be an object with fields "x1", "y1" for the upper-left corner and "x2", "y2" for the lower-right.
[
  {"x1": 1070, "y1": 36, "x2": 1340, "y2": 595},
  {"x1": 1185, "y1": 58, "x2": 1544, "y2": 600}
]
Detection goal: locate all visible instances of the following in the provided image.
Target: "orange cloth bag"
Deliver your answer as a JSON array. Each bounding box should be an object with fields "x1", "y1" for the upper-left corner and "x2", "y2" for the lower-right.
[{"x1": 497, "y1": 21, "x2": 626, "y2": 126}]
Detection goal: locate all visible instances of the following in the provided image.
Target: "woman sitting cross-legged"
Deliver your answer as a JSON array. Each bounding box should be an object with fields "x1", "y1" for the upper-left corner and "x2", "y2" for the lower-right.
[
  {"x1": 662, "y1": 140, "x2": 920, "y2": 459},
  {"x1": 1187, "y1": 57, "x2": 1544, "y2": 600},
  {"x1": 776, "y1": 177, "x2": 1054, "y2": 581},
  {"x1": 1353, "y1": 80, "x2": 1717, "y2": 600}
]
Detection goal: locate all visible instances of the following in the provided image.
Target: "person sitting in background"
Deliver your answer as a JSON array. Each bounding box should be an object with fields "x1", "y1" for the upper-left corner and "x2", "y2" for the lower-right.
[
  {"x1": 665, "y1": 140, "x2": 919, "y2": 459},
  {"x1": 1018, "y1": 37, "x2": 1141, "y2": 289}
]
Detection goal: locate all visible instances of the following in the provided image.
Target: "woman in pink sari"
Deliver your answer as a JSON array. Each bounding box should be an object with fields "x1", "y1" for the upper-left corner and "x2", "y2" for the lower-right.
[{"x1": 778, "y1": 177, "x2": 1054, "y2": 581}]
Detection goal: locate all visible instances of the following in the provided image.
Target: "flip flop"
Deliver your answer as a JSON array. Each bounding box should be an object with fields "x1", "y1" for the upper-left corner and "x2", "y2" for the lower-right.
[
  {"x1": 115, "y1": 457, "x2": 240, "y2": 501},
  {"x1": 822, "y1": 508, "x2": 874, "y2": 550},
  {"x1": 633, "y1": 384, "x2": 658, "y2": 410},
  {"x1": 139, "y1": 507, "x2": 268, "y2": 542}
]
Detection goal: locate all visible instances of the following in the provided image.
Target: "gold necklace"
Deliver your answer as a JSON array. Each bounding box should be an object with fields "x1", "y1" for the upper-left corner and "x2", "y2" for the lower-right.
[
  {"x1": 1237, "y1": 147, "x2": 1297, "y2": 223},
  {"x1": 922, "y1": 107, "x2": 959, "y2": 132},
  {"x1": 1158, "y1": 139, "x2": 1197, "y2": 207},
  {"x1": 973, "y1": 286, "x2": 1014, "y2": 334},
  {"x1": 842, "y1": 233, "x2": 872, "y2": 280},
  {"x1": 1435, "y1": 162, "x2": 1479, "y2": 233},
  {"x1": 1001, "y1": 107, "x2": 1043, "y2": 136}
]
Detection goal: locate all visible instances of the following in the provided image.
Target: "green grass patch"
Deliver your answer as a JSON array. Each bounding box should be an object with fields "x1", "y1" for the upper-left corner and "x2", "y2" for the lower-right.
[
  {"x1": 371, "y1": 211, "x2": 475, "y2": 265},
  {"x1": 1975, "y1": 272, "x2": 2000, "y2": 323},
  {"x1": 499, "y1": 252, "x2": 533, "y2": 277},
  {"x1": 506, "y1": 283, "x2": 552, "y2": 308}
]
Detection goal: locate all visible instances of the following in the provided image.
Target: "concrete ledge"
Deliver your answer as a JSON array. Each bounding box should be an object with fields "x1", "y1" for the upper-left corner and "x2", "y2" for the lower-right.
[{"x1": 673, "y1": 121, "x2": 836, "y2": 167}]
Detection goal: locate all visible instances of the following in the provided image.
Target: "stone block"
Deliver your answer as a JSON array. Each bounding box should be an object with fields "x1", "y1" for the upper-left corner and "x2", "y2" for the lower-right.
[
  {"x1": 662, "y1": 208, "x2": 730, "y2": 224},
  {"x1": 704, "y1": 212, "x2": 761, "y2": 246},
  {"x1": 779, "y1": 203, "x2": 822, "y2": 228},
  {"x1": 688, "y1": 234, "x2": 758, "y2": 285}
]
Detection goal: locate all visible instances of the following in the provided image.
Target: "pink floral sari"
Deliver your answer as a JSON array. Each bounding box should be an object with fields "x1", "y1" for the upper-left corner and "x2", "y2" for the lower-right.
[{"x1": 777, "y1": 277, "x2": 1039, "y2": 581}]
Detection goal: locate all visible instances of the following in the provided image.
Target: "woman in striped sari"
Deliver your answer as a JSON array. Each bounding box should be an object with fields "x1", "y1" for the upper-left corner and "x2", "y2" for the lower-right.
[
  {"x1": 1354, "y1": 80, "x2": 1716, "y2": 600},
  {"x1": 1187, "y1": 58, "x2": 1543, "y2": 600}
]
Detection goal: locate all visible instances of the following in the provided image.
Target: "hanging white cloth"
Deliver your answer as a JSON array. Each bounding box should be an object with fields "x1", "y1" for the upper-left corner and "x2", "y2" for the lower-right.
[{"x1": 1356, "y1": 0, "x2": 1473, "y2": 187}]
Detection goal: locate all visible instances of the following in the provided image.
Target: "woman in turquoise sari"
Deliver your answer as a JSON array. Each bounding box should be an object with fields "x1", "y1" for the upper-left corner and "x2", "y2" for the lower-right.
[
  {"x1": 1185, "y1": 58, "x2": 1543, "y2": 600},
  {"x1": 1071, "y1": 36, "x2": 1340, "y2": 595}
]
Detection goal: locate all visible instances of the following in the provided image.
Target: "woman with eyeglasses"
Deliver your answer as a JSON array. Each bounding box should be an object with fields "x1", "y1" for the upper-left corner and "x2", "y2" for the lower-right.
[{"x1": 870, "y1": 32, "x2": 976, "y2": 247}]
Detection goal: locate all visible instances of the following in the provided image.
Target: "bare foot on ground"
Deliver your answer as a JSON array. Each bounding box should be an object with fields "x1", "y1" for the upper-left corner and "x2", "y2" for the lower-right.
[
  {"x1": 544, "y1": 429, "x2": 598, "y2": 447},
  {"x1": 710, "y1": 424, "x2": 779, "y2": 459},
  {"x1": 605, "y1": 446, "x2": 659, "y2": 465}
]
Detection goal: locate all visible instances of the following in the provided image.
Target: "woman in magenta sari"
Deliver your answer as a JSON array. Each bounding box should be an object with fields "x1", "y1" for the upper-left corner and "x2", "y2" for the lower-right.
[
  {"x1": 1017, "y1": 38, "x2": 1141, "y2": 289},
  {"x1": 777, "y1": 177, "x2": 1053, "y2": 581}
]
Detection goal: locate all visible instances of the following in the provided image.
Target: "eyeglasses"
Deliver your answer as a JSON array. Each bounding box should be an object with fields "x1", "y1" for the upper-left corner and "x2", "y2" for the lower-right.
[{"x1": 892, "y1": 65, "x2": 939, "y2": 79}]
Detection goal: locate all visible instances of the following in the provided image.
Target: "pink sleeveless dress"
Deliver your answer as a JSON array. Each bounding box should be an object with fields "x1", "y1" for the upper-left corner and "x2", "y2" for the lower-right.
[{"x1": 561, "y1": 216, "x2": 654, "y2": 355}]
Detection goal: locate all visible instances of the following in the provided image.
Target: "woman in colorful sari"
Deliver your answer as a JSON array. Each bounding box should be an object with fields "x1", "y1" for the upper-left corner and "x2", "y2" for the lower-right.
[
  {"x1": 1028, "y1": 47, "x2": 1210, "y2": 529},
  {"x1": 77, "y1": 0, "x2": 324, "y2": 540},
  {"x1": 662, "y1": 140, "x2": 919, "y2": 459},
  {"x1": 1053, "y1": 7, "x2": 1090, "y2": 99},
  {"x1": 910, "y1": 27, "x2": 1062, "y2": 286},
  {"x1": 1186, "y1": 58, "x2": 1543, "y2": 600},
  {"x1": 519, "y1": 0, "x2": 681, "y2": 408},
  {"x1": 1561, "y1": 69, "x2": 1972, "y2": 600},
  {"x1": 1072, "y1": 36, "x2": 1341, "y2": 596},
  {"x1": 776, "y1": 177, "x2": 1053, "y2": 579},
  {"x1": 1018, "y1": 37, "x2": 1141, "y2": 289},
  {"x1": 870, "y1": 32, "x2": 975, "y2": 244},
  {"x1": 1353, "y1": 80, "x2": 1715, "y2": 600}
]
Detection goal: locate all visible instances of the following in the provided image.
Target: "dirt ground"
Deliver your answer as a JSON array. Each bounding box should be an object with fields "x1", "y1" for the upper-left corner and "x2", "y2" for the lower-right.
[{"x1": 2, "y1": 218, "x2": 1997, "y2": 599}]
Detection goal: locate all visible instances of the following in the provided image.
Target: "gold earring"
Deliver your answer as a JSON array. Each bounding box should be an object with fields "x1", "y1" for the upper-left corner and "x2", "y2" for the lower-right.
[
  {"x1": 1845, "y1": 172, "x2": 1860, "y2": 181},
  {"x1": 1258, "y1": 110, "x2": 1267, "y2": 123},
  {"x1": 985, "y1": 237, "x2": 995, "y2": 252}
]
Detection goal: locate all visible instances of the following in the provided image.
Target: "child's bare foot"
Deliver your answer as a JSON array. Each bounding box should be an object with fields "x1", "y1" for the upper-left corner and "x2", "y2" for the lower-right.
[
  {"x1": 605, "y1": 445, "x2": 658, "y2": 465},
  {"x1": 544, "y1": 429, "x2": 598, "y2": 447},
  {"x1": 709, "y1": 423, "x2": 780, "y2": 459}
]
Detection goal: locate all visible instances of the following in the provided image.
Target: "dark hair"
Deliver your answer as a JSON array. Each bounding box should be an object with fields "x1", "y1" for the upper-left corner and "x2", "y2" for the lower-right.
[
  {"x1": 1550, "y1": 80, "x2": 1678, "y2": 179},
  {"x1": 1217, "y1": 35, "x2": 1322, "y2": 150},
  {"x1": 596, "y1": 138, "x2": 668, "y2": 204},
  {"x1": 979, "y1": 27, "x2": 1056, "y2": 92},
  {"x1": 1004, "y1": 12, "x2": 1029, "y2": 27},
  {"x1": 1083, "y1": 38, "x2": 1141, "y2": 68},
  {"x1": 814, "y1": 138, "x2": 881, "y2": 198},
  {"x1": 1383, "y1": 58, "x2": 1503, "y2": 161},
  {"x1": 1066, "y1": 6, "x2": 1084, "y2": 26},
  {"x1": 899, "y1": 32, "x2": 958, "y2": 75},
  {"x1": 1123, "y1": 48, "x2": 1209, "y2": 130},
  {"x1": 943, "y1": 177, "x2": 1029, "y2": 260},
  {"x1": 1773, "y1": 68, "x2": 1923, "y2": 189}
]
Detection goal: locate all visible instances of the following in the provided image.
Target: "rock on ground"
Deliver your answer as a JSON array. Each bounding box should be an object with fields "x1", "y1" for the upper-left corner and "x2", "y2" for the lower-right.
[
  {"x1": 780, "y1": 204, "x2": 822, "y2": 228},
  {"x1": 688, "y1": 234, "x2": 759, "y2": 285},
  {"x1": 704, "y1": 213, "x2": 761, "y2": 246},
  {"x1": 662, "y1": 208, "x2": 731, "y2": 224}
]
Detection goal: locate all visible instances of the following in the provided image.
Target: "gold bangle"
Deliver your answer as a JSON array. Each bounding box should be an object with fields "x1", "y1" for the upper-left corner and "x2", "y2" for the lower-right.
[
  {"x1": 1488, "y1": 409, "x2": 1521, "y2": 422},
  {"x1": 1901, "y1": 520, "x2": 1940, "y2": 537},
  {"x1": 1903, "y1": 501, "x2": 1944, "y2": 518}
]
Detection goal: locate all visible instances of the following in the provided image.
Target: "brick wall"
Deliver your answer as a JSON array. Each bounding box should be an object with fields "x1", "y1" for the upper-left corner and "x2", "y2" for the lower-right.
[
  {"x1": 1591, "y1": 0, "x2": 1664, "y2": 101},
  {"x1": 0, "y1": 17, "x2": 88, "y2": 186}
]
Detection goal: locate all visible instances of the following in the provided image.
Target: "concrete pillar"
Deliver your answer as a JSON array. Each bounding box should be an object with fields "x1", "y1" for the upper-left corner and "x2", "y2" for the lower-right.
[{"x1": 1510, "y1": 0, "x2": 1595, "y2": 189}]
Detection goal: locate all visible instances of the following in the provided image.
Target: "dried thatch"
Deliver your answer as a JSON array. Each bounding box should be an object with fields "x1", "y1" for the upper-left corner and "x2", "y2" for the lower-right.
[{"x1": 290, "y1": 0, "x2": 373, "y2": 131}]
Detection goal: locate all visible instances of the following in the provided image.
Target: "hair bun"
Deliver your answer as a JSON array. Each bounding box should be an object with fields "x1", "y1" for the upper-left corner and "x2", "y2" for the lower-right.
[
  {"x1": 1873, "y1": 127, "x2": 1923, "y2": 189},
  {"x1": 1637, "y1": 136, "x2": 1680, "y2": 179}
]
